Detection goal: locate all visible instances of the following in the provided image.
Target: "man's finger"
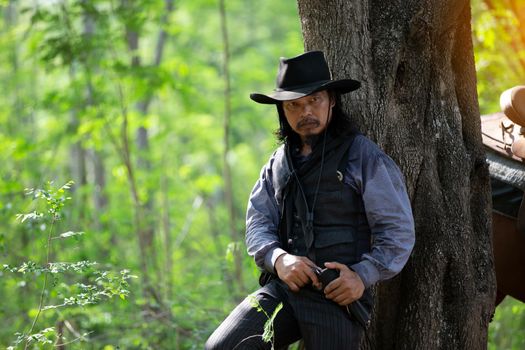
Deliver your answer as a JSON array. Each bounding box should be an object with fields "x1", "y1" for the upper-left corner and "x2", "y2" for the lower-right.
[
  {"x1": 324, "y1": 261, "x2": 349, "y2": 272},
  {"x1": 293, "y1": 257, "x2": 319, "y2": 285},
  {"x1": 335, "y1": 296, "x2": 353, "y2": 306},
  {"x1": 327, "y1": 287, "x2": 355, "y2": 305},
  {"x1": 324, "y1": 278, "x2": 344, "y2": 299},
  {"x1": 296, "y1": 271, "x2": 311, "y2": 286},
  {"x1": 287, "y1": 281, "x2": 300, "y2": 292},
  {"x1": 305, "y1": 267, "x2": 320, "y2": 286},
  {"x1": 324, "y1": 276, "x2": 342, "y2": 294}
]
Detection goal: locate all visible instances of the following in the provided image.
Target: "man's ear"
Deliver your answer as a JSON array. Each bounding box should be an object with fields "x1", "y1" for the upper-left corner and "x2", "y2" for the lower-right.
[{"x1": 329, "y1": 93, "x2": 336, "y2": 108}]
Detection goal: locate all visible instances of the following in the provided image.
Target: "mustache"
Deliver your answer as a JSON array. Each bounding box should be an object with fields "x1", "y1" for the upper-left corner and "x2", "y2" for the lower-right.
[{"x1": 296, "y1": 117, "x2": 320, "y2": 128}]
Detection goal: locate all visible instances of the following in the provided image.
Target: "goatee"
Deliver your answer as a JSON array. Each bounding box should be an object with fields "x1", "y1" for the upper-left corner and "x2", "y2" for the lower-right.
[{"x1": 303, "y1": 134, "x2": 320, "y2": 147}]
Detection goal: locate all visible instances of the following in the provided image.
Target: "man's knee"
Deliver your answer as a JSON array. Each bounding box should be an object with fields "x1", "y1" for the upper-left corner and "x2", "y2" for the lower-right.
[
  {"x1": 204, "y1": 334, "x2": 225, "y2": 350},
  {"x1": 205, "y1": 332, "x2": 265, "y2": 350}
]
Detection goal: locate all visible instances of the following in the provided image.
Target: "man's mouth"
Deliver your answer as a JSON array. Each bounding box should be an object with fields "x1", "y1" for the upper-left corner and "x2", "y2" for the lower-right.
[{"x1": 297, "y1": 118, "x2": 320, "y2": 129}]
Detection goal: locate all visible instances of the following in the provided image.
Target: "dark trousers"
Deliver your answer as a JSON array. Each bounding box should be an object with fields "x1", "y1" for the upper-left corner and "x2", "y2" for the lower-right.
[{"x1": 205, "y1": 280, "x2": 364, "y2": 350}]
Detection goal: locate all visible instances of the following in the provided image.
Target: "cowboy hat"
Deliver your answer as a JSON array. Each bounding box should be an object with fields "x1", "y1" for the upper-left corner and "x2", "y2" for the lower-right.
[{"x1": 250, "y1": 51, "x2": 360, "y2": 104}]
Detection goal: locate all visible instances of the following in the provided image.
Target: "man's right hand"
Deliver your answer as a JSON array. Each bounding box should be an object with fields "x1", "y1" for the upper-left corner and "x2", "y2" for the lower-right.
[{"x1": 274, "y1": 253, "x2": 320, "y2": 292}]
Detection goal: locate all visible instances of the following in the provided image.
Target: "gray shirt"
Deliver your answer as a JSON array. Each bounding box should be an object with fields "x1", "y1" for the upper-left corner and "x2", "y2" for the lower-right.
[{"x1": 245, "y1": 134, "x2": 415, "y2": 288}]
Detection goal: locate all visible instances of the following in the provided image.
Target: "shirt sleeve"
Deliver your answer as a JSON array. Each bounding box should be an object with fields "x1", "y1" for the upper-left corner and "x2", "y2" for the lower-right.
[
  {"x1": 346, "y1": 136, "x2": 415, "y2": 288},
  {"x1": 245, "y1": 155, "x2": 285, "y2": 272}
]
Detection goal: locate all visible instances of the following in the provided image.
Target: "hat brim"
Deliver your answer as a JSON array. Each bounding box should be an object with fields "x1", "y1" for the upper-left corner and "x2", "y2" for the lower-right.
[{"x1": 250, "y1": 79, "x2": 361, "y2": 104}]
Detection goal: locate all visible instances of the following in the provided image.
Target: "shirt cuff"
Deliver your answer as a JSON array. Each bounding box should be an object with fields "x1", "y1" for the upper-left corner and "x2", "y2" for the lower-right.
[
  {"x1": 264, "y1": 247, "x2": 287, "y2": 274},
  {"x1": 350, "y1": 260, "x2": 381, "y2": 289}
]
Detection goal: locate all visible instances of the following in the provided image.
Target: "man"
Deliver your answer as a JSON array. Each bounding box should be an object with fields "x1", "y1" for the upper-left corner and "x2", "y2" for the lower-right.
[{"x1": 206, "y1": 51, "x2": 415, "y2": 349}]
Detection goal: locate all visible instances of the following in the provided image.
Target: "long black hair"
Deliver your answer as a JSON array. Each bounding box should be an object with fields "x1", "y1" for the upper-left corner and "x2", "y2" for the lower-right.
[{"x1": 274, "y1": 90, "x2": 357, "y2": 145}]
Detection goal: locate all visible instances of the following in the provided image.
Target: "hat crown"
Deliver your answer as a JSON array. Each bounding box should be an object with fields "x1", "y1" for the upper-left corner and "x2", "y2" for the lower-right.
[
  {"x1": 249, "y1": 50, "x2": 360, "y2": 104},
  {"x1": 276, "y1": 51, "x2": 332, "y2": 91}
]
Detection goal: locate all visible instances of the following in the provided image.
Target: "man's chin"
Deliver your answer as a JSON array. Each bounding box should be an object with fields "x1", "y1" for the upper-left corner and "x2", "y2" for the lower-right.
[{"x1": 302, "y1": 134, "x2": 322, "y2": 146}]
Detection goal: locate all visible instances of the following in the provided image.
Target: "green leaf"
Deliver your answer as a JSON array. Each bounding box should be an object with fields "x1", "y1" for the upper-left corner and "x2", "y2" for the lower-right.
[
  {"x1": 52, "y1": 231, "x2": 85, "y2": 240},
  {"x1": 15, "y1": 211, "x2": 43, "y2": 222},
  {"x1": 262, "y1": 302, "x2": 283, "y2": 343}
]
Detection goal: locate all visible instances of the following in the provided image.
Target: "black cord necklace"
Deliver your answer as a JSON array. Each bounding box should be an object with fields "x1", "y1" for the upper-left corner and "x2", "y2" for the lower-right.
[{"x1": 288, "y1": 111, "x2": 330, "y2": 249}]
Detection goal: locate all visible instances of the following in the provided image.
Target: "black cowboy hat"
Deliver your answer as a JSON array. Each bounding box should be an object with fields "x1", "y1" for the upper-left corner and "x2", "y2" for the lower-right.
[{"x1": 250, "y1": 51, "x2": 360, "y2": 104}]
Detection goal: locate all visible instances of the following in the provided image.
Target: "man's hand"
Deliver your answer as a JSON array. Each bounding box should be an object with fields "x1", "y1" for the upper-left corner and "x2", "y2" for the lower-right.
[
  {"x1": 323, "y1": 262, "x2": 365, "y2": 306},
  {"x1": 275, "y1": 253, "x2": 320, "y2": 292}
]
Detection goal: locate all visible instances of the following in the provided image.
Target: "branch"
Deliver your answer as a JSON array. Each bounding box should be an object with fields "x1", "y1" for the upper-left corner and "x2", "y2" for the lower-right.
[{"x1": 173, "y1": 196, "x2": 203, "y2": 250}]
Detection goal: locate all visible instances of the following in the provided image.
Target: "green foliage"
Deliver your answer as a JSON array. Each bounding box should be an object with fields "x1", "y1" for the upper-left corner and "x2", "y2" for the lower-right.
[
  {"x1": 472, "y1": 0, "x2": 525, "y2": 114},
  {"x1": 489, "y1": 298, "x2": 525, "y2": 350},
  {"x1": 248, "y1": 295, "x2": 283, "y2": 349},
  {"x1": 0, "y1": 0, "x2": 302, "y2": 348},
  {"x1": 3, "y1": 181, "x2": 133, "y2": 349}
]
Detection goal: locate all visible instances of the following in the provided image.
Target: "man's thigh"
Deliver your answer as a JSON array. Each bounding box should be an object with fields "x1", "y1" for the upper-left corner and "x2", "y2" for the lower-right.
[
  {"x1": 205, "y1": 284, "x2": 301, "y2": 350},
  {"x1": 289, "y1": 288, "x2": 364, "y2": 349}
]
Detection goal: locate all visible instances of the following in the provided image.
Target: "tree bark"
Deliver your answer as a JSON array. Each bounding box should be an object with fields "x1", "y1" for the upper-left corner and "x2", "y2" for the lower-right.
[{"x1": 297, "y1": 1, "x2": 495, "y2": 348}]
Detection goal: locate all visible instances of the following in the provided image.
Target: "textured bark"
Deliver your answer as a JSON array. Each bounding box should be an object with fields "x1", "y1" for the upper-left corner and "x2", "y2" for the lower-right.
[{"x1": 297, "y1": 1, "x2": 496, "y2": 348}]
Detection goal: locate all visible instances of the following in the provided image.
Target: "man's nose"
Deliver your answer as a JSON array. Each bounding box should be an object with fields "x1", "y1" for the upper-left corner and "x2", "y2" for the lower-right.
[{"x1": 300, "y1": 101, "x2": 314, "y2": 115}]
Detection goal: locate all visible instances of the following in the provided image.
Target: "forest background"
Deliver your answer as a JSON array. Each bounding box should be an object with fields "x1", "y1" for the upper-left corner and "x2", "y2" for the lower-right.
[{"x1": 0, "y1": 0, "x2": 523, "y2": 349}]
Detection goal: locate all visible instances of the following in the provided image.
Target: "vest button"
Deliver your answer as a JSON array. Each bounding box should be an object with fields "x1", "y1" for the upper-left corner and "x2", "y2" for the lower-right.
[{"x1": 287, "y1": 239, "x2": 293, "y2": 246}]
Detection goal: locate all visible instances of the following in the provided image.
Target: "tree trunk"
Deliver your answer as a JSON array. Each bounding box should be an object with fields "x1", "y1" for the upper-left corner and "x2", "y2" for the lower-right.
[
  {"x1": 80, "y1": 1, "x2": 112, "y2": 251},
  {"x1": 160, "y1": 166, "x2": 173, "y2": 300},
  {"x1": 120, "y1": 0, "x2": 175, "y2": 300},
  {"x1": 205, "y1": 198, "x2": 236, "y2": 300},
  {"x1": 68, "y1": 60, "x2": 87, "y2": 219},
  {"x1": 119, "y1": 0, "x2": 171, "y2": 308},
  {"x1": 297, "y1": 1, "x2": 495, "y2": 348},
  {"x1": 5, "y1": 0, "x2": 31, "y2": 327},
  {"x1": 219, "y1": 0, "x2": 245, "y2": 294},
  {"x1": 90, "y1": 149, "x2": 109, "y2": 229}
]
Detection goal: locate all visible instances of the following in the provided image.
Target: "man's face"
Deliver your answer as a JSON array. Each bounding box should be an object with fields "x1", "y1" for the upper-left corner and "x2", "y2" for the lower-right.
[{"x1": 282, "y1": 90, "x2": 334, "y2": 141}]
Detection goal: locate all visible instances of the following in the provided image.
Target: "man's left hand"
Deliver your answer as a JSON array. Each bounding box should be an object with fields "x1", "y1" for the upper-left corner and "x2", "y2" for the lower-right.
[{"x1": 323, "y1": 262, "x2": 365, "y2": 306}]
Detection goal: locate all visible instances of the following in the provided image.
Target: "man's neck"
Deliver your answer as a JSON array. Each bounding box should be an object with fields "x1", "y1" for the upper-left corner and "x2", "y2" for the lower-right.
[{"x1": 299, "y1": 144, "x2": 312, "y2": 157}]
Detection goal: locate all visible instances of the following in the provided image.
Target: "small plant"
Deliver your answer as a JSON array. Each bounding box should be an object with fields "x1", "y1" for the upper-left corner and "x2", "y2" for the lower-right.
[
  {"x1": 3, "y1": 181, "x2": 135, "y2": 349},
  {"x1": 231, "y1": 294, "x2": 282, "y2": 350}
]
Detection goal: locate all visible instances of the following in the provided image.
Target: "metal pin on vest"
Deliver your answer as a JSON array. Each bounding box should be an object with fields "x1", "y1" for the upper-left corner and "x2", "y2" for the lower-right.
[{"x1": 336, "y1": 170, "x2": 343, "y2": 182}]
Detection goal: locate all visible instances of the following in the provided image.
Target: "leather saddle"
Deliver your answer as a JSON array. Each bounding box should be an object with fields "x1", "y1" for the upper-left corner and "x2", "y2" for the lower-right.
[
  {"x1": 482, "y1": 86, "x2": 525, "y2": 160},
  {"x1": 482, "y1": 86, "x2": 525, "y2": 233}
]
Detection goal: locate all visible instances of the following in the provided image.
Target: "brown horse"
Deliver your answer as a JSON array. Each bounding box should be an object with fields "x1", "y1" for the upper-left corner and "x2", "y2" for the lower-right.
[{"x1": 492, "y1": 211, "x2": 525, "y2": 305}]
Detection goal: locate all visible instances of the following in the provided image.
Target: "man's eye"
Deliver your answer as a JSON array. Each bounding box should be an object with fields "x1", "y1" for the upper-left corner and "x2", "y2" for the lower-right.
[{"x1": 311, "y1": 96, "x2": 321, "y2": 103}]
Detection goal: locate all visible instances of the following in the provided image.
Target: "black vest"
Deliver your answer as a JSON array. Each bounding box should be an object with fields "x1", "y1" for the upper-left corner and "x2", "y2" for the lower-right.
[{"x1": 272, "y1": 133, "x2": 371, "y2": 268}]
